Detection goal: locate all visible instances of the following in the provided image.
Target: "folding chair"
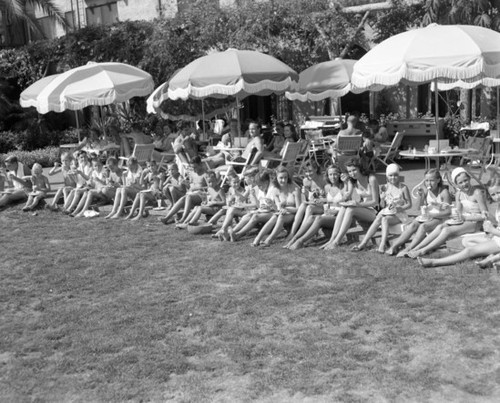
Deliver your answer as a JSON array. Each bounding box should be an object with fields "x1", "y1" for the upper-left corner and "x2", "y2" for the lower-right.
[
  {"x1": 119, "y1": 143, "x2": 155, "y2": 167},
  {"x1": 294, "y1": 139, "x2": 311, "y2": 176},
  {"x1": 460, "y1": 136, "x2": 492, "y2": 180},
  {"x1": 260, "y1": 142, "x2": 301, "y2": 169},
  {"x1": 373, "y1": 131, "x2": 405, "y2": 168},
  {"x1": 331, "y1": 135, "x2": 363, "y2": 170}
]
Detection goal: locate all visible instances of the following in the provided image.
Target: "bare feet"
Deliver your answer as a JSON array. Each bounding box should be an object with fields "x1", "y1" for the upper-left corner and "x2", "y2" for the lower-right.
[
  {"x1": 417, "y1": 257, "x2": 432, "y2": 267},
  {"x1": 396, "y1": 249, "x2": 410, "y2": 258},
  {"x1": 474, "y1": 260, "x2": 492, "y2": 269},
  {"x1": 407, "y1": 250, "x2": 423, "y2": 259},
  {"x1": 228, "y1": 227, "x2": 238, "y2": 242},
  {"x1": 320, "y1": 242, "x2": 338, "y2": 250},
  {"x1": 109, "y1": 213, "x2": 122, "y2": 219},
  {"x1": 288, "y1": 241, "x2": 303, "y2": 250},
  {"x1": 105, "y1": 211, "x2": 116, "y2": 219},
  {"x1": 131, "y1": 215, "x2": 141, "y2": 221},
  {"x1": 385, "y1": 247, "x2": 396, "y2": 256}
]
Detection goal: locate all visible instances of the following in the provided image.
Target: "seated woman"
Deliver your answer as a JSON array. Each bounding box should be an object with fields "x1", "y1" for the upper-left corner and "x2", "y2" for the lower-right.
[
  {"x1": 250, "y1": 165, "x2": 301, "y2": 247},
  {"x1": 105, "y1": 156, "x2": 143, "y2": 219},
  {"x1": 176, "y1": 171, "x2": 226, "y2": 227},
  {"x1": 389, "y1": 168, "x2": 451, "y2": 257},
  {"x1": 407, "y1": 167, "x2": 489, "y2": 259},
  {"x1": 285, "y1": 165, "x2": 349, "y2": 250},
  {"x1": 227, "y1": 170, "x2": 273, "y2": 242},
  {"x1": 211, "y1": 170, "x2": 256, "y2": 240},
  {"x1": 352, "y1": 163, "x2": 412, "y2": 253},
  {"x1": 320, "y1": 158, "x2": 380, "y2": 250},
  {"x1": 285, "y1": 162, "x2": 325, "y2": 243},
  {"x1": 419, "y1": 180, "x2": 500, "y2": 267},
  {"x1": 47, "y1": 152, "x2": 77, "y2": 211},
  {"x1": 159, "y1": 156, "x2": 207, "y2": 224},
  {"x1": 71, "y1": 157, "x2": 108, "y2": 217},
  {"x1": 125, "y1": 160, "x2": 165, "y2": 220}
]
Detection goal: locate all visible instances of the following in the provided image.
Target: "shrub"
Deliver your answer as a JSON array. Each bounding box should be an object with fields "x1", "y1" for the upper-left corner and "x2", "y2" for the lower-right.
[
  {"x1": 0, "y1": 131, "x2": 19, "y2": 153},
  {"x1": 0, "y1": 146, "x2": 60, "y2": 168}
]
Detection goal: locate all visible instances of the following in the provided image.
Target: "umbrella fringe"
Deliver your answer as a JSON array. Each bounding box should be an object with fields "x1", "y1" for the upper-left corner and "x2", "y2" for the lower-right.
[
  {"x1": 285, "y1": 86, "x2": 351, "y2": 102},
  {"x1": 168, "y1": 78, "x2": 297, "y2": 100}
]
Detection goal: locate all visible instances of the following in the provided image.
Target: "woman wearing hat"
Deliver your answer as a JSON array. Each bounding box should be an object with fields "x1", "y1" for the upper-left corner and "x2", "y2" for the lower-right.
[
  {"x1": 351, "y1": 163, "x2": 411, "y2": 253},
  {"x1": 407, "y1": 167, "x2": 489, "y2": 259}
]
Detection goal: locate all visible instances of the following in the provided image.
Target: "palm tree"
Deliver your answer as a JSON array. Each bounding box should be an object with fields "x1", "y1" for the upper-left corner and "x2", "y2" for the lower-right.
[{"x1": 1, "y1": 0, "x2": 68, "y2": 44}]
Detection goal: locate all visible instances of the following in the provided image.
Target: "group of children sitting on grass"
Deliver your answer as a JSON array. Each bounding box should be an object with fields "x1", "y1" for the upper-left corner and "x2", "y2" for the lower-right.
[{"x1": 3, "y1": 146, "x2": 500, "y2": 269}]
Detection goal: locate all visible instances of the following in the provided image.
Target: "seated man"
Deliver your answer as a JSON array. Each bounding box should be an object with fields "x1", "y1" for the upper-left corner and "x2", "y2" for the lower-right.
[
  {"x1": 337, "y1": 115, "x2": 363, "y2": 137},
  {"x1": 0, "y1": 155, "x2": 32, "y2": 210}
]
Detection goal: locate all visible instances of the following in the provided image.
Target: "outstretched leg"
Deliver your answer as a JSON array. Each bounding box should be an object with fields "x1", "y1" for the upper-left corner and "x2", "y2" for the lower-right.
[{"x1": 419, "y1": 240, "x2": 500, "y2": 267}]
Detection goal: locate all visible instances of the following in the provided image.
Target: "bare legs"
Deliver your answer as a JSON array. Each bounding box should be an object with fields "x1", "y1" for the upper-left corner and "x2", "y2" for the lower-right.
[
  {"x1": 125, "y1": 192, "x2": 155, "y2": 220},
  {"x1": 160, "y1": 194, "x2": 202, "y2": 224},
  {"x1": 391, "y1": 219, "x2": 441, "y2": 257},
  {"x1": 288, "y1": 215, "x2": 336, "y2": 250},
  {"x1": 22, "y1": 192, "x2": 46, "y2": 211},
  {"x1": 407, "y1": 221, "x2": 478, "y2": 258},
  {"x1": 284, "y1": 204, "x2": 322, "y2": 247},
  {"x1": 356, "y1": 214, "x2": 401, "y2": 252},
  {"x1": 320, "y1": 206, "x2": 377, "y2": 250},
  {"x1": 419, "y1": 240, "x2": 500, "y2": 267},
  {"x1": 228, "y1": 212, "x2": 274, "y2": 242},
  {"x1": 255, "y1": 213, "x2": 295, "y2": 247}
]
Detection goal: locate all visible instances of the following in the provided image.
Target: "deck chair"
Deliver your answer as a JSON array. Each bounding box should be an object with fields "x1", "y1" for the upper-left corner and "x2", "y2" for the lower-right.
[
  {"x1": 119, "y1": 143, "x2": 154, "y2": 167},
  {"x1": 331, "y1": 135, "x2": 363, "y2": 170},
  {"x1": 294, "y1": 139, "x2": 311, "y2": 176},
  {"x1": 217, "y1": 148, "x2": 257, "y2": 186},
  {"x1": 373, "y1": 131, "x2": 405, "y2": 168},
  {"x1": 260, "y1": 142, "x2": 301, "y2": 169},
  {"x1": 460, "y1": 136, "x2": 492, "y2": 180}
]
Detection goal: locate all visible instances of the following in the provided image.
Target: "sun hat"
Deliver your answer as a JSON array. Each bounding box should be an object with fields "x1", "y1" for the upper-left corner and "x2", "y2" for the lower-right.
[
  {"x1": 386, "y1": 163, "x2": 400, "y2": 176},
  {"x1": 451, "y1": 167, "x2": 468, "y2": 184}
]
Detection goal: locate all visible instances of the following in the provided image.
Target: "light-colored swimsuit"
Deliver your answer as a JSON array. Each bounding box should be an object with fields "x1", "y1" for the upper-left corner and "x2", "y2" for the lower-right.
[{"x1": 384, "y1": 183, "x2": 409, "y2": 223}]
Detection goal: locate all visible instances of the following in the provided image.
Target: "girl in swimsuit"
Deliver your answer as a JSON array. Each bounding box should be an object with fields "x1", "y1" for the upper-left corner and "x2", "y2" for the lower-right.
[
  {"x1": 286, "y1": 165, "x2": 350, "y2": 250},
  {"x1": 251, "y1": 165, "x2": 301, "y2": 247},
  {"x1": 387, "y1": 168, "x2": 451, "y2": 256},
  {"x1": 352, "y1": 163, "x2": 412, "y2": 253},
  {"x1": 407, "y1": 167, "x2": 489, "y2": 259},
  {"x1": 418, "y1": 181, "x2": 500, "y2": 267},
  {"x1": 320, "y1": 158, "x2": 380, "y2": 250},
  {"x1": 284, "y1": 162, "x2": 325, "y2": 244}
]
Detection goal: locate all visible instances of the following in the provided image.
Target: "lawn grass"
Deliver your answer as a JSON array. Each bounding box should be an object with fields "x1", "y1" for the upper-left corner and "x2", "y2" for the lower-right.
[{"x1": 1, "y1": 208, "x2": 500, "y2": 402}]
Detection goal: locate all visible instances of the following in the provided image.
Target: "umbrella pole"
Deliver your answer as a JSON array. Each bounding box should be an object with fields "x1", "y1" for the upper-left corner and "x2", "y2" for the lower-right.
[
  {"x1": 75, "y1": 110, "x2": 80, "y2": 142},
  {"x1": 236, "y1": 97, "x2": 241, "y2": 148},
  {"x1": 497, "y1": 87, "x2": 499, "y2": 139},
  {"x1": 201, "y1": 100, "x2": 206, "y2": 140},
  {"x1": 434, "y1": 79, "x2": 440, "y2": 155}
]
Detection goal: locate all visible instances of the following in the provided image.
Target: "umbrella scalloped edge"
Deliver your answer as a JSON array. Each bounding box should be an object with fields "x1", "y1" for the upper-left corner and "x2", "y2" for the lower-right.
[
  {"x1": 168, "y1": 77, "x2": 298, "y2": 100},
  {"x1": 285, "y1": 86, "x2": 351, "y2": 102}
]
